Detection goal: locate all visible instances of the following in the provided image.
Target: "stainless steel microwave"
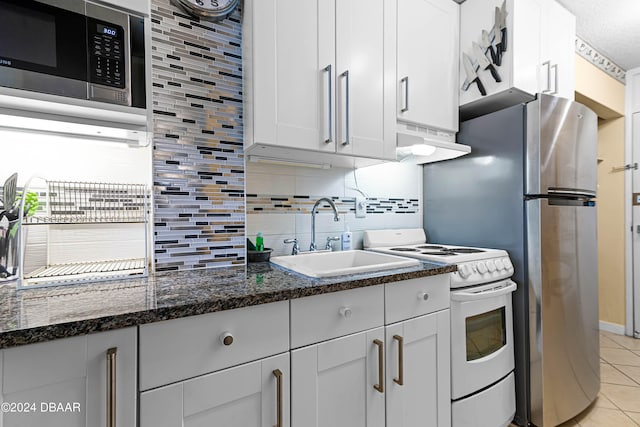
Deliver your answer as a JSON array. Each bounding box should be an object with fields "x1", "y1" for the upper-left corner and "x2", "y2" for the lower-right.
[{"x1": 0, "y1": 0, "x2": 146, "y2": 108}]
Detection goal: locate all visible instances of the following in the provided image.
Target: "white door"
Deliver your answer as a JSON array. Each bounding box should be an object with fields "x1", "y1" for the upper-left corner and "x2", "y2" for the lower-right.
[
  {"x1": 633, "y1": 113, "x2": 640, "y2": 338},
  {"x1": 1, "y1": 328, "x2": 136, "y2": 427},
  {"x1": 385, "y1": 310, "x2": 451, "y2": 427},
  {"x1": 397, "y1": 0, "x2": 459, "y2": 132},
  {"x1": 335, "y1": 0, "x2": 395, "y2": 159},
  {"x1": 140, "y1": 352, "x2": 290, "y2": 427},
  {"x1": 250, "y1": 0, "x2": 335, "y2": 152},
  {"x1": 291, "y1": 328, "x2": 386, "y2": 427}
]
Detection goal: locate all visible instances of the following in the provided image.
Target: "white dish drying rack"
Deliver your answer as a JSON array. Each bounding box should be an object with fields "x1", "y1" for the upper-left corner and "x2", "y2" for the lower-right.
[{"x1": 18, "y1": 179, "x2": 150, "y2": 289}]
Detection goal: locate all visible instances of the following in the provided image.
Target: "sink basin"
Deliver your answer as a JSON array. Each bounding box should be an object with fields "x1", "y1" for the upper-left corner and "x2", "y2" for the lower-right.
[{"x1": 270, "y1": 250, "x2": 421, "y2": 278}]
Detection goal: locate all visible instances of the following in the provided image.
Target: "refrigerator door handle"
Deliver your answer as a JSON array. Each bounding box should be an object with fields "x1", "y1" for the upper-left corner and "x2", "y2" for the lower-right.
[{"x1": 547, "y1": 188, "x2": 596, "y2": 198}]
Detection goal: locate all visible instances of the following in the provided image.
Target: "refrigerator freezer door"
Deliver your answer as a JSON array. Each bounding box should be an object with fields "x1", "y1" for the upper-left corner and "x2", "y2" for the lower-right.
[
  {"x1": 526, "y1": 94, "x2": 598, "y2": 195},
  {"x1": 527, "y1": 198, "x2": 600, "y2": 427}
]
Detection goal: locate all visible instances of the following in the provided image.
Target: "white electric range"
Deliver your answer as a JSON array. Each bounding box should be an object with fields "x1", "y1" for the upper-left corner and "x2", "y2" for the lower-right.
[
  {"x1": 363, "y1": 228, "x2": 518, "y2": 427},
  {"x1": 363, "y1": 228, "x2": 514, "y2": 288}
]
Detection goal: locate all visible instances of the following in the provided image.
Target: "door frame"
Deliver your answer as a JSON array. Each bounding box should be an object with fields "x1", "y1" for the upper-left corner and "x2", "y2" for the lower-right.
[{"x1": 625, "y1": 67, "x2": 640, "y2": 337}]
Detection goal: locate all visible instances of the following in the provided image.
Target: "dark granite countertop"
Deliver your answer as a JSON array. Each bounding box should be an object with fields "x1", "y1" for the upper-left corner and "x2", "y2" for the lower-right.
[{"x1": 0, "y1": 261, "x2": 455, "y2": 349}]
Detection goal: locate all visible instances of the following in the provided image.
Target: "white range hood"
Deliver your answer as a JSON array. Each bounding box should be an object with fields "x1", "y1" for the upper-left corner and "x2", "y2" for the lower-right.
[{"x1": 396, "y1": 124, "x2": 471, "y2": 164}]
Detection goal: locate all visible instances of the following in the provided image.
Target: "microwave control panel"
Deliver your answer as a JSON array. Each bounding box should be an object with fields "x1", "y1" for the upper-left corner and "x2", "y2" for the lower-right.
[{"x1": 88, "y1": 18, "x2": 125, "y2": 89}]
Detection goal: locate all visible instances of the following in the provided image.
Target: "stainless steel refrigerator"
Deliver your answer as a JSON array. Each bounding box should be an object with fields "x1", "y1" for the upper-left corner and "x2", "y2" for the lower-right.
[{"x1": 423, "y1": 94, "x2": 600, "y2": 427}]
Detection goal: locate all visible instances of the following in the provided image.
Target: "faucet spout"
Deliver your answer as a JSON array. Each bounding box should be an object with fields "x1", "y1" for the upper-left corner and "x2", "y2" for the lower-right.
[{"x1": 310, "y1": 197, "x2": 340, "y2": 251}]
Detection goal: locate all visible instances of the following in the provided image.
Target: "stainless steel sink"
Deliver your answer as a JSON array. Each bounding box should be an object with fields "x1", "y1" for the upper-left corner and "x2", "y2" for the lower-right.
[{"x1": 270, "y1": 250, "x2": 420, "y2": 278}]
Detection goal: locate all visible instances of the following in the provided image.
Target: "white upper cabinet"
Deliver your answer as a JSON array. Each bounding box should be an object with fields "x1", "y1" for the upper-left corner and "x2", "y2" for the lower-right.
[
  {"x1": 539, "y1": 0, "x2": 576, "y2": 100},
  {"x1": 397, "y1": 0, "x2": 459, "y2": 133},
  {"x1": 243, "y1": 0, "x2": 397, "y2": 166},
  {"x1": 459, "y1": 0, "x2": 575, "y2": 118}
]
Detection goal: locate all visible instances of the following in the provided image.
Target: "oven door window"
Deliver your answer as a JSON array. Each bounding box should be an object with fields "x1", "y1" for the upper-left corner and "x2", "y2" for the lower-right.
[{"x1": 466, "y1": 307, "x2": 506, "y2": 361}]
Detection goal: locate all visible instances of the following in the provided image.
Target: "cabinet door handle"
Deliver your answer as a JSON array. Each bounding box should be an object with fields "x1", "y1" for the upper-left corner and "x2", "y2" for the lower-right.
[
  {"x1": 551, "y1": 63, "x2": 558, "y2": 95},
  {"x1": 542, "y1": 60, "x2": 552, "y2": 93},
  {"x1": 106, "y1": 347, "x2": 117, "y2": 427},
  {"x1": 393, "y1": 335, "x2": 404, "y2": 386},
  {"x1": 324, "y1": 65, "x2": 333, "y2": 144},
  {"x1": 400, "y1": 76, "x2": 409, "y2": 113},
  {"x1": 373, "y1": 339, "x2": 384, "y2": 393},
  {"x1": 273, "y1": 369, "x2": 283, "y2": 427},
  {"x1": 341, "y1": 70, "x2": 350, "y2": 146}
]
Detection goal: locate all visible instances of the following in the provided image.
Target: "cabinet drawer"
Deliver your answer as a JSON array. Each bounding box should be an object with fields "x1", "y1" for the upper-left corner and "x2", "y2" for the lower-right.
[
  {"x1": 385, "y1": 275, "x2": 450, "y2": 324},
  {"x1": 290, "y1": 285, "x2": 384, "y2": 348},
  {"x1": 139, "y1": 301, "x2": 289, "y2": 391}
]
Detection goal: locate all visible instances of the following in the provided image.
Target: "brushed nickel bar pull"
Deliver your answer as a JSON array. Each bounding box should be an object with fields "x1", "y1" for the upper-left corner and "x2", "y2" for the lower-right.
[
  {"x1": 393, "y1": 335, "x2": 404, "y2": 386},
  {"x1": 106, "y1": 347, "x2": 117, "y2": 427},
  {"x1": 400, "y1": 76, "x2": 409, "y2": 113},
  {"x1": 273, "y1": 369, "x2": 283, "y2": 427},
  {"x1": 542, "y1": 60, "x2": 552, "y2": 93},
  {"x1": 324, "y1": 65, "x2": 333, "y2": 144},
  {"x1": 341, "y1": 70, "x2": 350, "y2": 146},
  {"x1": 373, "y1": 339, "x2": 384, "y2": 393},
  {"x1": 551, "y1": 64, "x2": 559, "y2": 95}
]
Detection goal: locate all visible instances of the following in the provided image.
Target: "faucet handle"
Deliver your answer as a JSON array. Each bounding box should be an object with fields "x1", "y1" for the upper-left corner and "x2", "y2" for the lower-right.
[
  {"x1": 284, "y1": 238, "x2": 300, "y2": 255},
  {"x1": 325, "y1": 236, "x2": 341, "y2": 251}
]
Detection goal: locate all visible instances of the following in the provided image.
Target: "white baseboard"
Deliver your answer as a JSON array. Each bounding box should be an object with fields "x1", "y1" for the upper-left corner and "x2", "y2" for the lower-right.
[{"x1": 599, "y1": 321, "x2": 626, "y2": 335}]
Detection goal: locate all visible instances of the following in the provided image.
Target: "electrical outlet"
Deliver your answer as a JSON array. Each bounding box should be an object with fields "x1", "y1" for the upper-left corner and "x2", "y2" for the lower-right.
[{"x1": 355, "y1": 196, "x2": 367, "y2": 218}]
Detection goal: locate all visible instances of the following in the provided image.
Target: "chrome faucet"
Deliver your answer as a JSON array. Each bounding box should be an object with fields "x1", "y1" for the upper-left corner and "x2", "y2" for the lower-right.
[{"x1": 310, "y1": 197, "x2": 340, "y2": 251}]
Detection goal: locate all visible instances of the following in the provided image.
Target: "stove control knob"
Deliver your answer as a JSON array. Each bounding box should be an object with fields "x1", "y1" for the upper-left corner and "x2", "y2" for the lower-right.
[
  {"x1": 486, "y1": 260, "x2": 496, "y2": 273},
  {"x1": 476, "y1": 262, "x2": 488, "y2": 274},
  {"x1": 458, "y1": 264, "x2": 473, "y2": 279},
  {"x1": 503, "y1": 258, "x2": 513, "y2": 270},
  {"x1": 495, "y1": 259, "x2": 505, "y2": 270}
]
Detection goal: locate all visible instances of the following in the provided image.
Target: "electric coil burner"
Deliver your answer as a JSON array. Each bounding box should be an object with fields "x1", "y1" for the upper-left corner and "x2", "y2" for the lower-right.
[{"x1": 363, "y1": 228, "x2": 518, "y2": 427}]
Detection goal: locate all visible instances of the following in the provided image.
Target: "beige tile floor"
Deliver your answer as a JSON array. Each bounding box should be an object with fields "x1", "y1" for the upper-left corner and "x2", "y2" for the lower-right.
[{"x1": 510, "y1": 331, "x2": 640, "y2": 427}]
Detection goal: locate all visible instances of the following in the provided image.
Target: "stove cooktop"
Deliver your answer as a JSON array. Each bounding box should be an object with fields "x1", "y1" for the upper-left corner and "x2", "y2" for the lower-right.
[
  {"x1": 368, "y1": 243, "x2": 507, "y2": 263},
  {"x1": 362, "y1": 229, "x2": 508, "y2": 263},
  {"x1": 363, "y1": 229, "x2": 514, "y2": 288}
]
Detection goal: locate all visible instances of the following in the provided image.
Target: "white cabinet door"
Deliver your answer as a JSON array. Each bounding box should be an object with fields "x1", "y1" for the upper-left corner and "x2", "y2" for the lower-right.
[
  {"x1": 86, "y1": 329, "x2": 138, "y2": 427},
  {"x1": 335, "y1": 0, "x2": 396, "y2": 159},
  {"x1": 291, "y1": 328, "x2": 386, "y2": 427},
  {"x1": 247, "y1": 0, "x2": 335, "y2": 153},
  {"x1": 540, "y1": 0, "x2": 575, "y2": 99},
  {"x1": 397, "y1": 0, "x2": 459, "y2": 132},
  {"x1": 385, "y1": 311, "x2": 451, "y2": 427},
  {"x1": 0, "y1": 328, "x2": 136, "y2": 427},
  {"x1": 140, "y1": 353, "x2": 290, "y2": 427}
]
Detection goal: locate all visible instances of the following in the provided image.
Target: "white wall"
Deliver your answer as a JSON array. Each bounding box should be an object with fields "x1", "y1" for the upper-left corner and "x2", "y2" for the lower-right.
[
  {"x1": 0, "y1": 128, "x2": 152, "y2": 280},
  {"x1": 246, "y1": 161, "x2": 423, "y2": 256}
]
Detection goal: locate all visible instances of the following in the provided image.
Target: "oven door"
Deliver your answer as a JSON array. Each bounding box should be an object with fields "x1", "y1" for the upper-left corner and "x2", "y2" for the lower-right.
[
  {"x1": 450, "y1": 279, "x2": 516, "y2": 400},
  {"x1": 0, "y1": 0, "x2": 88, "y2": 98}
]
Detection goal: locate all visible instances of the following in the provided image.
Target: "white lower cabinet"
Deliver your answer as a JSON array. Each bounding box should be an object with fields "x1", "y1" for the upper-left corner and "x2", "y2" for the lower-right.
[
  {"x1": 289, "y1": 277, "x2": 451, "y2": 427},
  {"x1": 140, "y1": 352, "x2": 290, "y2": 427},
  {"x1": 385, "y1": 311, "x2": 451, "y2": 427},
  {"x1": 291, "y1": 328, "x2": 386, "y2": 427},
  {"x1": 138, "y1": 301, "x2": 291, "y2": 427},
  {"x1": 0, "y1": 327, "x2": 136, "y2": 427}
]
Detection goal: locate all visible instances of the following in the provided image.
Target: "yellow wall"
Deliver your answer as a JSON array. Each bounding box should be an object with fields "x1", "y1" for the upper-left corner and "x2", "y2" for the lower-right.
[
  {"x1": 596, "y1": 117, "x2": 626, "y2": 325},
  {"x1": 574, "y1": 54, "x2": 626, "y2": 326},
  {"x1": 575, "y1": 55, "x2": 625, "y2": 118}
]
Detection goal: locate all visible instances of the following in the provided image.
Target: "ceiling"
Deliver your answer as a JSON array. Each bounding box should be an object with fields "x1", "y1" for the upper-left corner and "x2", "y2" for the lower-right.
[{"x1": 556, "y1": 0, "x2": 640, "y2": 71}]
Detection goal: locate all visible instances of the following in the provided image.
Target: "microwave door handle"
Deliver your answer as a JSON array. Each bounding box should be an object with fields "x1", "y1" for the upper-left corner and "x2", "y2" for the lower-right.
[{"x1": 451, "y1": 281, "x2": 517, "y2": 302}]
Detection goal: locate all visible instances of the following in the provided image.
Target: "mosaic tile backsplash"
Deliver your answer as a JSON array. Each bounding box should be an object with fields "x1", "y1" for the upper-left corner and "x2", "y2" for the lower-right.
[
  {"x1": 150, "y1": 0, "x2": 245, "y2": 271},
  {"x1": 247, "y1": 195, "x2": 420, "y2": 215}
]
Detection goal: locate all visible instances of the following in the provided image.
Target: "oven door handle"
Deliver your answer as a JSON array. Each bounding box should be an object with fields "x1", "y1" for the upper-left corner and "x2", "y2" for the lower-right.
[{"x1": 450, "y1": 280, "x2": 516, "y2": 302}]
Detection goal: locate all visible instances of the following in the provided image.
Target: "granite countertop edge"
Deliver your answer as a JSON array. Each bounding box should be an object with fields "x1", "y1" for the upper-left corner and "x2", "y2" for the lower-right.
[{"x1": 0, "y1": 262, "x2": 456, "y2": 349}]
